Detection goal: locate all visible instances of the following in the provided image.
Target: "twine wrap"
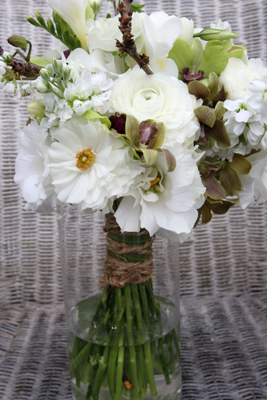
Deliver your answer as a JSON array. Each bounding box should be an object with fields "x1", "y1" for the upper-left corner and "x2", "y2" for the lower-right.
[{"x1": 99, "y1": 214, "x2": 155, "y2": 288}]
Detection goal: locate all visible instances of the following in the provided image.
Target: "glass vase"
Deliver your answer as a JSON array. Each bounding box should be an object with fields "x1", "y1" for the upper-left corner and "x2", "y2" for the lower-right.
[{"x1": 58, "y1": 205, "x2": 181, "y2": 400}]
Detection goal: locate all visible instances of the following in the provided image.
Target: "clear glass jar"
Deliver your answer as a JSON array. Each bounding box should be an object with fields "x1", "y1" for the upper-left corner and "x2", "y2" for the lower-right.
[{"x1": 58, "y1": 205, "x2": 181, "y2": 400}]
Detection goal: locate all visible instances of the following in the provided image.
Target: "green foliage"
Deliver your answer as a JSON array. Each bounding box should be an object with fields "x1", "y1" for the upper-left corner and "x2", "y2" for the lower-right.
[
  {"x1": 168, "y1": 38, "x2": 193, "y2": 75},
  {"x1": 26, "y1": 11, "x2": 81, "y2": 51},
  {"x1": 130, "y1": 4, "x2": 145, "y2": 12},
  {"x1": 198, "y1": 41, "x2": 229, "y2": 78}
]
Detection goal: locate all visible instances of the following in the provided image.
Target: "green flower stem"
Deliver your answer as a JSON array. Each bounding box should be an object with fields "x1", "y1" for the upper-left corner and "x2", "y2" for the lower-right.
[
  {"x1": 136, "y1": 284, "x2": 157, "y2": 397},
  {"x1": 114, "y1": 333, "x2": 125, "y2": 400},
  {"x1": 80, "y1": 358, "x2": 91, "y2": 384},
  {"x1": 158, "y1": 338, "x2": 171, "y2": 385},
  {"x1": 131, "y1": 285, "x2": 147, "y2": 399},
  {"x1": 124, "y1": 284, "x2": 139, "y2": 400},
  {"x1": 108, "y1": 288, "x2": 124, "y2": 399},
  {"x1": 92, "y1": 345, "x2": 110, "y2": 399},
  {"x1": 72, "y1": 342, "x2": 93, "y2": 370},
  {"x1": 135, "y1": 345, "x2": 147, "y2": 399}
]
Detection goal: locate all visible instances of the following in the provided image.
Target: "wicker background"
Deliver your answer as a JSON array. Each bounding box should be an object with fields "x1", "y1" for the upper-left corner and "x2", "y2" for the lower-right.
[{"x1": 0, "y1": 1, "x2": 267, "y2": 399}]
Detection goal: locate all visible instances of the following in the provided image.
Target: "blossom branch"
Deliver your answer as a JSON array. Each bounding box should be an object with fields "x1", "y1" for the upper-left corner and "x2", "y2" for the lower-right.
[
  {"x1": 7, "y1": 58, "x2": 42, "y2": 78},
  {"x1": 116, "y1": 0, "x2": 153, "y2": 75}
]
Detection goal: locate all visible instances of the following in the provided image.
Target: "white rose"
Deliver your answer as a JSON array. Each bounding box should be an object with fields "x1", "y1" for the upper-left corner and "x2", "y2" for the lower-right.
[
  {"x1": 109, "y1": 68, "x2": 200, "y2": 147},
  {"x1": 219, "y1": 57, "x2": 267, "y2": 100}
]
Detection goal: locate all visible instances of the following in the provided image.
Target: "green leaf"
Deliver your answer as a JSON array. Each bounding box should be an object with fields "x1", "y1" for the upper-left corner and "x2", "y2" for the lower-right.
[
  {"x1": 200, "y1": 202, "x2": 212, "y2": 223},
  {"x1": 148, "y1": 122, "x2": 165, "y2": 149},
  {"x1": 220, "y1": 163, "x2": 242, "y2": 195},
  {"x1": 195, "y1": 106, "x2": 216, "y2": 128},
  {"x1": 168, "y1": 38, "x2": 193, "y2": 74},
  {"x1": 188, "y1": 80, "x2": 210, "y2": 100},
  {"x1": 208, "y1": 72, "x2": 219, "y2": 99},
  {"x1": 228, "y1": 45, "x2": 247, "y2": 59},
  {"x1": 229, "y1": 153, "x2": 252, "y2": 175},
  {"x1": 191, "y1": 38, "x2": 204, "y2": 72},
  {"x1": 198, "y1": 41, "x2": 229, "y2": 78},
  {"x1": 30, "y1": 57, "x2": 49, "y2": 67},
  {"x1": 214, "y1": 101, "x2": 226, "y2": 119},
  {"x1": 203, "y1": 174, "x2": 226, "y2": 200},
  {"x1": 160, "y1": 148, "x2": 176, "y2": 172},
  {"x1": 210, "y1": 200, "x2": 235, "y2": 215},
  {"x1": 125, "y1": 115, "x2": 140, "y2": 146},
  {"x1": 82, "y1": 110, "x2": 111, "y2": 129},
  {"x1": 7, "y1": 35, "x2": 28, "y2": 51},
  {"x1": 130, "y1": 4, "x2": 145, "y2": 12},
  {"x1": 206, "y1": 119, "x2": 231, "y2": 149},
  {"x1": 141, "y1": 148, "x2": 158, "y2": 165}
]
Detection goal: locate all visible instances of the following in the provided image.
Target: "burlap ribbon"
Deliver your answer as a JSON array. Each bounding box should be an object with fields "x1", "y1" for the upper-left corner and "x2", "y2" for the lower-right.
[{"x1": 99, "y1": 214, "x2": 154, "y2": 288}]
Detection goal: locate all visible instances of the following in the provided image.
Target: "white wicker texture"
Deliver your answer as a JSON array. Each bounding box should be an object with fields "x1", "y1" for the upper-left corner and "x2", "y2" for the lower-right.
[{"x1": 0, "y1": 1, "x2": 267, "y2": 399}]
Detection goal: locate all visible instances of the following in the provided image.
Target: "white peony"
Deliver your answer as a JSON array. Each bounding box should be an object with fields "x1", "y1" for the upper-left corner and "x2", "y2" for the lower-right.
[
  {"x1": 109, "y1": 68, "x2": 200, "y2": 147},
  {"x1": 115, "y1": 144, "x2": 205, "y2": 242},
  {"x1": 48, "y1": 117, "x2": 144, "y2": 212}
]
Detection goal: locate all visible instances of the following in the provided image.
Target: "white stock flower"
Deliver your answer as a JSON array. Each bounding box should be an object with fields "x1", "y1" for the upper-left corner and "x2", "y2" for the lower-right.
[
  {"x1": 64, "y1": 69, "x2": 113, "y2": 115},
  {"x1": 46, "y1": 0, "x2": 90, "y2": 51},
  {"x1": 109, "y1": 68, "x2": 200, "y2": 147},
  {"x1": 49, "y1": 117, "x2": 144, "y2": 212},
  {"x1": 115, "y1": 144, "x2": 205, "y2": 242},
  {"x1": 14, "y1": 120, "x2": 53, "y2": 209}
]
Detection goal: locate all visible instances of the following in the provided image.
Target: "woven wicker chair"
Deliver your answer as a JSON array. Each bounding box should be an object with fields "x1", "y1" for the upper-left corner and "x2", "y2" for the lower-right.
[{"x1": 1, "y1": 1, "x2": 267, "y2": 399}]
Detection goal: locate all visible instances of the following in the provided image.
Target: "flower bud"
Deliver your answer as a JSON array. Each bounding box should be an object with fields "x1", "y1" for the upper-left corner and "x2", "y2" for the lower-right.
[
  {"x1": 34, "y1": 77, "x2": 49, "y2": 92},
  {"x1": 194, "y1": 28, "x2": 238, "y2": 41},
  {"x1": 7, "y1": 35, "x2": 28, "y2": 51},
  {"x1": 39, "y1": 68, "x2": 51, "y2": 82},
  {"x1": 27, "y1": 102, "x2": 45, "y2": 118}
]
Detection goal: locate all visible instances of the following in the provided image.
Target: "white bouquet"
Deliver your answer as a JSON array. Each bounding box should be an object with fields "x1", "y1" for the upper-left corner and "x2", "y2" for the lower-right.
[{"x1": 1, "y1": 1, "x2": 267, "y2": 399}]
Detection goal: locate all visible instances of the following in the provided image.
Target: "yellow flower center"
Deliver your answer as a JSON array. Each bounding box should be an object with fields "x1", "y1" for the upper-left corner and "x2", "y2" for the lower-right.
[
  {"x1": 76, "y1": 148, "x2": 95, "y2": 171},
  {"x1": 150, "y1": 177, "x2": 160, "y2": 190}
]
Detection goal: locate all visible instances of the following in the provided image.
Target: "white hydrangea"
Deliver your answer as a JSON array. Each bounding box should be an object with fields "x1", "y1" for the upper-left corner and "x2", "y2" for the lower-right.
[{"x1": 48, "y1": 117, "x2": 145, "y2": 212}]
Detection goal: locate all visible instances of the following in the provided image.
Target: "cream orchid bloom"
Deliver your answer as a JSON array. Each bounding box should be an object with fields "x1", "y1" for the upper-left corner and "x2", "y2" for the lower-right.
[{"x1": 46, "y1": 0, "x2": 90, "y2": 51}]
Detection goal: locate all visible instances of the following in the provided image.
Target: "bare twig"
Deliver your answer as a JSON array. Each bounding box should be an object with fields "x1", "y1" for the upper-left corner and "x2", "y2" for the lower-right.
[
  {"x1": 7, "y1": 58, "x2": 42, "y2": 78},
  {"x1": 116, "y1": 0, "x2": 153, "y2": 75}
]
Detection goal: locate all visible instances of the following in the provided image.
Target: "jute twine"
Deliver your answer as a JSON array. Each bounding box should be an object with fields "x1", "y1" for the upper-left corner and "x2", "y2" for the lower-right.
[{"x1": 99, "y1": 214, "x2": 155, "y2": 288}]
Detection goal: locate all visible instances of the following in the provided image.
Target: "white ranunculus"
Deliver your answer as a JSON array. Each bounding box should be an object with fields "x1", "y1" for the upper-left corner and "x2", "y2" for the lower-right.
[
  {"x1": 14, "y1": 121, "x2": 53, "y2": 208},
  {"x1": 46, "y1": 0, "x2": 90, "y2": 51},
  {"x1": 219, "y1": 58, "x2": 267, "y2": 100},
  {"x1": 48, "y1": 117, "x2": 144, "y2": 212},
  {"x1": 115, "y1": 144, "x2": 205, "y2": 242},
  {"x1": 109, "y1": 68, "x2": 200, "y2": 147}
]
